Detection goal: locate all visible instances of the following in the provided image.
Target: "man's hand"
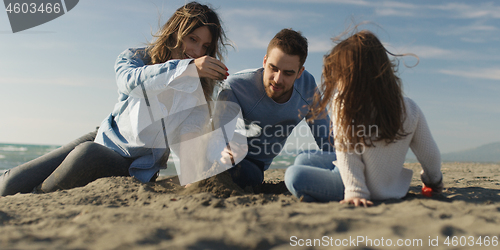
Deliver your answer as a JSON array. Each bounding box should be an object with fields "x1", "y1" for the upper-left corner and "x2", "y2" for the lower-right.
[
  {"x1": 340, "y1": 197, "x2": 373, "y2": 207},
  {"x1": 220, "y1": 142, "x2": 246, "y2": 165}
]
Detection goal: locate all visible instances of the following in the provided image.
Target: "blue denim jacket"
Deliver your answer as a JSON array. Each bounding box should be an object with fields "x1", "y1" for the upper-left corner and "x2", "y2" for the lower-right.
[{"x1": 95, "y1": 48, "x2": 195, "y2": 183}]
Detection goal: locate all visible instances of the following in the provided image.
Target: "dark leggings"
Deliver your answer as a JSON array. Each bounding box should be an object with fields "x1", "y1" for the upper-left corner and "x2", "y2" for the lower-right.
[{"x1": 0, "y1": 130, "x2": 132, "y2": 196}]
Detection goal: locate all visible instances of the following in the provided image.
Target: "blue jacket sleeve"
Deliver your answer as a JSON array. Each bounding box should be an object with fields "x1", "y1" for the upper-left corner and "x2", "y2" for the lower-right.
[{"x1": 114, "y1": 48, "x2": 194, "y2": 98}]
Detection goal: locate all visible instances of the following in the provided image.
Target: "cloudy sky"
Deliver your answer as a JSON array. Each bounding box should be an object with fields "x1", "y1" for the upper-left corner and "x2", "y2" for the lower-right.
[{"x1": 0, "y1": 0, "x2": 499, "y2": 153}]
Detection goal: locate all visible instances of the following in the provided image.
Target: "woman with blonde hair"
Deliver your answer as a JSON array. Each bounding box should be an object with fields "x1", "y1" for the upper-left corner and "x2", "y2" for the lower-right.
[
  {"x1": 285, "y1": 30, "x2": 443, "y2": 206},
  {"x1": 0, "y1": 2, "x2": 230, "y2": 195}
]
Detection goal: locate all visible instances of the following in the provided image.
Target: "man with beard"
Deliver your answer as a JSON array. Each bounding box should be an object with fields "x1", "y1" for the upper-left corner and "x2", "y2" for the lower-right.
[{"x1": 215, "y1": 28, "x2": 336, "y2": 189}]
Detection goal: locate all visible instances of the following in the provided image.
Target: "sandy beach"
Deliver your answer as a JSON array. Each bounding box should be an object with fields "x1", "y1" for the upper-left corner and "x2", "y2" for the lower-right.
[{"x1": 1, "y1": 162, "x2": 500, "y2": 249}]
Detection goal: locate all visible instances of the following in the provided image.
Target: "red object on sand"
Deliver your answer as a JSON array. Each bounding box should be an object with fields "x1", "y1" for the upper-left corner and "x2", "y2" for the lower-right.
[{"x1": 421, "y1": 185, "x2": 433, "y2": 197}]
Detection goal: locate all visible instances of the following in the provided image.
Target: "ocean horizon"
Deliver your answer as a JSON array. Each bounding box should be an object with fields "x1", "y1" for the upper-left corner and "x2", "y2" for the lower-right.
[
  {"x1": 0, "y1": 142, "x2": 299, "y2": 177},
  {"x1": 4, "y1": 141, "x2": 481, "y2": 177},
  {"x1": 0, "y1": 143, "x2": 61, "y2": 171}
]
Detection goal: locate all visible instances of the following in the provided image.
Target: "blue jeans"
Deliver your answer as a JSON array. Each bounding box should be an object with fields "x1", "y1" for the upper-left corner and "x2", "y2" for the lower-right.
[{"x1": 284, "y1": 150, "x2": 344, "y2": 202}]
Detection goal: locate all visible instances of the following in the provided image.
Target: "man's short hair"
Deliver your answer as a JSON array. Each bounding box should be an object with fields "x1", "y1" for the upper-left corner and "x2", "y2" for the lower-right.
[{"x1": 267, "y1": 28, "x2": 308, "y2": 68}]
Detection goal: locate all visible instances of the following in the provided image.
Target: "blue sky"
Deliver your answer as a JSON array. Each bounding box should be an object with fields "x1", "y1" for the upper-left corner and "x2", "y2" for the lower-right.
[{"x1": 0, "y1": 0, "x2": 499, "y2": 154}]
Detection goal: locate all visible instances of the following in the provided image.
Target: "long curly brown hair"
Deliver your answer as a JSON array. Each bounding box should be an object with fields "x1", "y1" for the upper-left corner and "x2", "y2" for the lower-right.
[
  {"x1": 310, "y1": 30, "x2": 412, "y2": 152},
  {"x1": 146, "y1": 2, "x2": 229, "y2": 101}
]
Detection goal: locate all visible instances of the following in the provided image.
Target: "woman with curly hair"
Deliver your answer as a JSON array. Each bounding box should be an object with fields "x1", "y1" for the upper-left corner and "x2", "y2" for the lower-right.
[{"x1": 285, "y1": 30, "x2": 443, "y2": 206}]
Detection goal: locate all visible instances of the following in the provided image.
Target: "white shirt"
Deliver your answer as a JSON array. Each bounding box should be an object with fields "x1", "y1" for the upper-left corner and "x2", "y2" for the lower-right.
[{"x1": 333, "y1": 97, "x2": 442, "y2": 200}]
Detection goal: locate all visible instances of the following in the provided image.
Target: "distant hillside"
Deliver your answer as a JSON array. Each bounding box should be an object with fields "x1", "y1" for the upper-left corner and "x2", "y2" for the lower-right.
[
  {"x1": 441, "y1": 142, "x2": 500, "y2": 163},
  {"x1": 406, "y1": 142, "x2": 500, "y2": 163}
]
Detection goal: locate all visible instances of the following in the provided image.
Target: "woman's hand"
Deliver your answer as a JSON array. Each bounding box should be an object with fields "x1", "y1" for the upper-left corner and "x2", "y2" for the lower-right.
[
  {"x1": 340, "y1": 197, "x2": 373, "y2": 207},
  {"x1": 420, "y1": 170, "x2": 444, "y2": 194},
  {"x1": 193, "y1": 56, "x2": 228, "y2": 81},
  {"x1": 422, "y1": 181, "x2": 444, "y2": 195}
]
